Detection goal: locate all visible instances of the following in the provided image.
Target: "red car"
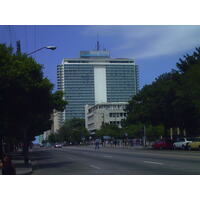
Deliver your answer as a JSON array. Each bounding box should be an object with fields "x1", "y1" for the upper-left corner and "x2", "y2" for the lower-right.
[{"x1": 152, "y1": 140, "x2": 173, "y2": 150}]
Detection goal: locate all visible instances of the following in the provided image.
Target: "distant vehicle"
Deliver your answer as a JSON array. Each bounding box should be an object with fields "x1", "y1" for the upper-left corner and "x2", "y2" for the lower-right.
[
  {"x1": 152, "y1": 140, "x2": 173, "y2": 150},
  {"x1": 173, "y1": 138, "x2": 192, "y2": 150},
  {"x1": 187, "y1": 138, "x2": 200, "y2": 150},
  {"x1": 54, "y1": 144, "x2": 62, "y2": 148}
]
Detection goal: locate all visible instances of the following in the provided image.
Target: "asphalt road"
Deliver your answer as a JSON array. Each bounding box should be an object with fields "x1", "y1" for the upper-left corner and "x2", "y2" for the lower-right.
[{"x1": 31, "y1": 145, "x2": 200, "y2": 175}]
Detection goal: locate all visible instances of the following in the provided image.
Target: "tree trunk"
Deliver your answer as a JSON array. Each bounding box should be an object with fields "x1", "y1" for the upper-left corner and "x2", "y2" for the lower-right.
[
  {"x1": 0, "y1": 136, "x2": 3, "y2": 162},
  {"x1": 23, "y1": 131, "x2": 29, "y2": 166}
]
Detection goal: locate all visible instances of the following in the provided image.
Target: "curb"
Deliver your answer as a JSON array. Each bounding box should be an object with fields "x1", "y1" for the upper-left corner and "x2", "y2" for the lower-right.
[{"x1": 17, "y1": 162, "x2": 33, "y2": 175}]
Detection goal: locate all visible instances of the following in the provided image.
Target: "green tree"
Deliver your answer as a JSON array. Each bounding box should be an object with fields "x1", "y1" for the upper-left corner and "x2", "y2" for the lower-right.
[
  {"x1": 125, "y1": 47, "x2": 200, "y2": 138},
  {"x1": 96, "y1": 123, "x2": 122, "y2": 139},
  {"x1": 48, "y1": 134, "x2": 56, "y2": 144},
  {"x1": 124, "y1": 124, "x2": 144, "y2": 139},
  {"x1": 145, "y1": 124, "x2": 164, "y2": 141},
  {"x1": 126, "y1": 71, "x2": 180, "y2": 133},
  {"x1": 57, "y1": 118, "x2": 89, "y2": 144},
  {"x1": 0, "y1": 44, "x2": 67, "y2": 163}
]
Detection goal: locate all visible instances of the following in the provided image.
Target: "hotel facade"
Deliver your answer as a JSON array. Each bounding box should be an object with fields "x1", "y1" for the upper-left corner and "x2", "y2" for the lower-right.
[{"x1": 57, "y1": 49, "x2": 139, "y2": 125}]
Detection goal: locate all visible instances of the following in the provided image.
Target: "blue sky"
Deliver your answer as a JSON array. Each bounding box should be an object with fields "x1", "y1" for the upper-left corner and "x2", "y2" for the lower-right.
[{"x1": 1, "y1": 25, "x2": 200, "y2": 90}]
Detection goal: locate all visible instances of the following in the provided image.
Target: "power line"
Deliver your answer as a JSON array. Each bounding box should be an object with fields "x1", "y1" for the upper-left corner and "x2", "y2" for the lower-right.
[
  {"x1": 7, "y1": 25, "x2": 12, "y2": 46},
  {"x1": 25, "y1": 26, "x2": 28, "y2": 52},
  {"x1": 12, "y1": 26, "x2": 17, "y2": 45},
  {"x1": 34, "y1": 25, "x2": 37, "y2": 58}
]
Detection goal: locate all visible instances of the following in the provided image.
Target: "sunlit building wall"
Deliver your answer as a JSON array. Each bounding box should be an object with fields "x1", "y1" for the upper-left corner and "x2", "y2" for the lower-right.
[
  {"x1": 57, "y1": 49, "x2": 139, "y2": 125},
  {"x1": 85, "y1": 102, "x2": 128, "y2": 134}
]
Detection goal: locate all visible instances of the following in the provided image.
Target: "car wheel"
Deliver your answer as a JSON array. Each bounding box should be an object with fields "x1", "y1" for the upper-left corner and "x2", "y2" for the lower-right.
[
  {"x1": 185, "y1": 143, "x2": 190, "y2": 150},
  {"x1": 182, "y1": 145, "x2": 186, "y2": 150},
  {"x1": 188, "y1": 146, "x2": 192, "y2": 151},
  {"x1": 173, "y1": 145, "x2": 176, "y2": 150}
]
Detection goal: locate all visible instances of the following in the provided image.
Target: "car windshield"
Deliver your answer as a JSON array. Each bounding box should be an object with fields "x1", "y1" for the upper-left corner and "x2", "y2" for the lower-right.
[{"x1": 176, "y1": 138, "x2": 185, "y2": 142}]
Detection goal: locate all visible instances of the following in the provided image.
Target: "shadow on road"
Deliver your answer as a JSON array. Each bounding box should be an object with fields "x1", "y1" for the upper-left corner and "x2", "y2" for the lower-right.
[{"x1": 34, "y1": 161, "x2": 74, "y2": 170}]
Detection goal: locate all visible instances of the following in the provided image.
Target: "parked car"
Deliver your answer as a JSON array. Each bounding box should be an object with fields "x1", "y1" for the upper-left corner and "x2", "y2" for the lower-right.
[
  {"x1": 173, "y1": 138, "x2": 192, "y2": 150},
  {"x1": 54, "y1": 144, "x2": 62, "y2": 148},
  {"x1": 152, "y1": 140, "x2": 173, "y2": 150},
  {"x1": 187, "y1": 137, "x2": 200, "y2": 150}
]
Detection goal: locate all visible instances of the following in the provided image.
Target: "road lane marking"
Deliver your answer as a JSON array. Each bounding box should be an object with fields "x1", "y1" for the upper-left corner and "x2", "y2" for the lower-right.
[
  {"x1": 144, "y1": 161, "x2": 163, "y2": 165},
  {"x1": 90, "y1": 165, "x2": 101, "y2": 170},
  {"x1": 127, "y1": 151, "x2": 200, "y2": 160},
  {"x1": 103, "y1": 155, "x2": 113, "y2": 158},
  {"x1": 68, "y1": 157, "x2": 74, "y2": 161}
]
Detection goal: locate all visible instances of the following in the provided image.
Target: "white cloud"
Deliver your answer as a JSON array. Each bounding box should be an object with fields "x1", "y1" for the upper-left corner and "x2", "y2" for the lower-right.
[{"x1": 82, "y1": 25, "x2": 200, "y2": 59}]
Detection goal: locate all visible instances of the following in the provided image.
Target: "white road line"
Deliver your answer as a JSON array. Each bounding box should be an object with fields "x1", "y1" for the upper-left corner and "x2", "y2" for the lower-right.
[
  {"x1": 144, "y1": 161, "x2": 163, "y2": 165},
  {"x1": 90, "y1": 165, "x2": 101, "y2": 170},
  {"x1": 68, "y1": 157, "x2": 74, "y2": 161},
  {"x1": 103, "y1": 155, "x2": 112, "y2": 158}
]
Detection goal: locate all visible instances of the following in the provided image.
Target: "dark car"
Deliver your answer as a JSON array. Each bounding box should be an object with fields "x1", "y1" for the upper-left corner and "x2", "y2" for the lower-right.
[{"x1": 152, "y1": 140, "x2": 173, "y2": 150}]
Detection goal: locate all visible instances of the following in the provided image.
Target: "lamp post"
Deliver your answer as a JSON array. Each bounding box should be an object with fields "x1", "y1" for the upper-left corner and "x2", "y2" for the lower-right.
[
  {"x1": 27, "y1": 46, "x2": 56, "y2": 56},
  {"x1": 143, "y1": 125, "x2": 146, "y2": 147},
  {"x1": 133, "y1": 100, "x2": 147, "y2": 147}
]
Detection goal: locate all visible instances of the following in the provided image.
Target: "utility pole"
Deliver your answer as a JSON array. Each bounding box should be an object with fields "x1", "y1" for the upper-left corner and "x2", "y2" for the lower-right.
[
  {"x1": 143, "y1": 125, "x2": 146, "y2": 147},
  {"x1": 16, "y1": 40, "x2": 21, "y2": 54},
  {"x1": 0, "y1": 122, "x2": 4, "y2": 161},
  {"x1": 96, "y1": 34, "x2": 100, "y2": 51},
  {"x1": 170, "y1": 128, "x2": 173, "y2": 140}
]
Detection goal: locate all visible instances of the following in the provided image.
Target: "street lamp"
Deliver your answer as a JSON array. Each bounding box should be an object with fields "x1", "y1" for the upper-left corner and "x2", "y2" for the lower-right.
[
  {"x1": 27, "y1": 46, "x2": 57, "y2": 56},
  {"x1": 133, "y1": 100, "x2": 146, "y2": 147}
]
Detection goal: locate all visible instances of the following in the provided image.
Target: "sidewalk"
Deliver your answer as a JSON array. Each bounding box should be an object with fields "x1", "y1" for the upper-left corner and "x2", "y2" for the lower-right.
[
  {"x1": 0, "y1": 151, "x2": 33, "y2": 175},
  {"x1": 80, "y1": 144, "x2": 151, "y2": 150}
]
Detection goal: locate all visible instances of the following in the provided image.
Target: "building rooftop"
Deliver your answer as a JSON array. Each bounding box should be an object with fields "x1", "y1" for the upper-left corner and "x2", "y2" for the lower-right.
[
  {"x1": 62, "y1": 58, "x2": 134, "y2": 64},
  {"x1": 80, "y1": 50, "x2": 110, "y2": 59}
]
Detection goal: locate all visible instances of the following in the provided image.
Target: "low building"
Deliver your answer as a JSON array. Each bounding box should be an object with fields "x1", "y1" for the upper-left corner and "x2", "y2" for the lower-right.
[
  {"x1": 43, "y1": 130, "x2": 51, "y2": 141},
  {"x1": 85, "y1": 102, "x2": 128, "y2": 134},
  {"x1": 51, "y1": 110, "x2": 60, "y2": 134},
  {"x1": 41, "y1": 110, "x2": 61, "y2": 143}
]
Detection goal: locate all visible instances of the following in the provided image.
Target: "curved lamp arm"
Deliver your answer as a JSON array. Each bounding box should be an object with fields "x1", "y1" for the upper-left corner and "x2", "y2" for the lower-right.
[{"x1": 27, "y1": 46, "x2": 56, "y2": 56}]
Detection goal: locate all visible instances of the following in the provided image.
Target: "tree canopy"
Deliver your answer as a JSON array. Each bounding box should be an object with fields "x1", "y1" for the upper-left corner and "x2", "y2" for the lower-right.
[
  {"x1": 125, "y1": 47, "x2": 200, "y2": 137},
  {"x1": 0, "y1": 43, "x2": 67, "y2": 154},
  {"x1": 48, "y1": 118, "x2": 89, "y2": 144}
]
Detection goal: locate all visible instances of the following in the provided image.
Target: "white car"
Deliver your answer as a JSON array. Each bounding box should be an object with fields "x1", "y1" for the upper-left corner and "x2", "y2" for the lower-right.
[
  {"x1": 54, "y1": 144, "x2": 62, "y2": 148},
  {"x1": 173, "y1": 138, "x2": 192, "y2": 150}
]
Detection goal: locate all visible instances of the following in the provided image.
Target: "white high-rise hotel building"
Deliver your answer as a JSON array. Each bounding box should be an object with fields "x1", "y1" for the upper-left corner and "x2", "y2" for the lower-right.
[{"x1": 57, "y1": 47, "x2": 139, "y2": 125}]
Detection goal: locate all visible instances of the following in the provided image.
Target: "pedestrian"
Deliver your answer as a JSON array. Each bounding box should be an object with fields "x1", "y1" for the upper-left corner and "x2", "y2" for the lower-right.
[
  {"x1": 101, "y1": 139, "x2": 104, "y2": 147},
  {"x1": 1, "y1": 155, "x2": 16, "y2": 175},
  {"x1": 110, "y1": 140, "x2": 113, "y2": 147},
  {"x1": 114, "y1": 139, "x2": 117, "y2": 147},
  {"x1": 95, "y1": 138, "x2": 100, "y2": 150}
]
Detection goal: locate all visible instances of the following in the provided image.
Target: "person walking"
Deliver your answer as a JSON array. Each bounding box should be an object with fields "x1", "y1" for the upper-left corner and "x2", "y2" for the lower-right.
[
  {"x1": 95, "y1": 138, "x2": 100, "y2": 150},
  {"x1": 114, "y1": 139, "x2": 117, "y2": 148},
  {"x1": 1, "y1": 155, "x2": 16, "y2": 175}
]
